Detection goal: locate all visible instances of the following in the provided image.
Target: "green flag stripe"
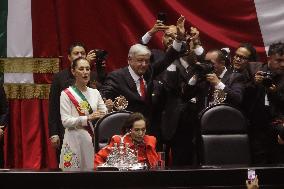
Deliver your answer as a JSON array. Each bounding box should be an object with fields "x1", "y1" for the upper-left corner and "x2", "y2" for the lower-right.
[{"x1": 71, "y1": 86, "x2": 93, "y2": 114}]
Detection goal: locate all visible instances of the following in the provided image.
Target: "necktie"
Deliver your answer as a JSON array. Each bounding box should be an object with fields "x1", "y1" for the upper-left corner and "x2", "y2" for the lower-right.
[{"x1": 139, "y1": 77, "x2": 146, "y2": 99}]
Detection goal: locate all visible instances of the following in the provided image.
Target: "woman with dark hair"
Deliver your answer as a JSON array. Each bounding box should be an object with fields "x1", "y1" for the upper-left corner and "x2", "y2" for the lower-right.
[
  {"x1": 94, "y1": 112, "x2": 159, "y2": 167},
  {"x1": 59, "y1": 57, "x2": 110, "y2": 171}
]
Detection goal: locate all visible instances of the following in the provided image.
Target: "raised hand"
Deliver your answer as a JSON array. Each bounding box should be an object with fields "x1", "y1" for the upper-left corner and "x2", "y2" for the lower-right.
[
  {"x1": 148, "y1": 21, "x2": 169, "y2": 36},
  {"x1": 176, "y1": 15, "x2": 185, "y2": 41},
  {"x1": 86, "y1": 50, "x2": 96, "y2": 62}
]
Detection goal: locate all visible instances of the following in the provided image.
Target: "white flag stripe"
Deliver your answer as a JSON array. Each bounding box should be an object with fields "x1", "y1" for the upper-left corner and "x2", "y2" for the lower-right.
[
  {"x1": 5, "y1": 0, "x2": 33, "y2": 83},
  {"x1": 254, "y1": 0, "x2": 284, "y2": 54},
  {"x1": 4, "y1": 73, "x2": 34, "y2": 83}
]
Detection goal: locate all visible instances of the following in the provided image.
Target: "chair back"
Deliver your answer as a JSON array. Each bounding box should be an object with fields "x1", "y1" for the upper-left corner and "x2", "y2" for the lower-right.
[
  {"x1": 94, "y1": 111, "x2": 132, "y2": 152},
  {"x1": 199, "y1": 104, "x2": 251, "y2": 165}
]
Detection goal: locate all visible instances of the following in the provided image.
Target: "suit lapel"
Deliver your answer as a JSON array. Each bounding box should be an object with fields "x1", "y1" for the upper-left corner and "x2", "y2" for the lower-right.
[
  {"x1": 175, "y1": 60, "x2": 185, "y2": 77},
  {"x1": 221, "y1": 69, "x2": 231, "y2": 85},
  {"x1": 123, "y1": 67, "x2": 144, "y2": 100},
  {"x1": 123, "y1": 68, "x2": 137, "y2": 91}
]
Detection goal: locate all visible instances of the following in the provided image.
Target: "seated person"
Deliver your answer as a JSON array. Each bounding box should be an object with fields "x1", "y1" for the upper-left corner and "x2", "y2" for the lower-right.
[{"x1": 95, "y1": 112, "x2": 159, "y2": 168}]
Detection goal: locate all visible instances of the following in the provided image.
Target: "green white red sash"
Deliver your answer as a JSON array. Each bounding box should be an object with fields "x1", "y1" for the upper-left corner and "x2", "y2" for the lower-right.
[
  {"x1": 64, "y1": 86, "x2": 93, "y2": 116},
  {"x1": 63, "y1": 86, "x2": 94, "y2": 137}
]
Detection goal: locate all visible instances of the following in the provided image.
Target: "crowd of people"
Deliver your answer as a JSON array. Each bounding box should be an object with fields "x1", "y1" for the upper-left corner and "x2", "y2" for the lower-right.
[{"x1": 0, "y1": 14, "x2": 283, "y2": 174}]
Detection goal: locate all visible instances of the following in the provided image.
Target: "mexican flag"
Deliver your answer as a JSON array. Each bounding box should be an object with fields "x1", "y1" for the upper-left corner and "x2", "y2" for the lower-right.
[
  {"x1": 0, "y1": 0, "x2": 283, "y2": 169},
  {"x1": 1, "y1": 0, "x2": 33, "y2": 83}
]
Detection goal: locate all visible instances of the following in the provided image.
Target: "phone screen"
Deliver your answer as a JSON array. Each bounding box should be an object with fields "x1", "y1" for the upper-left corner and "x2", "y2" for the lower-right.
[
  {"x1": 157, "y1": 12, "x2": 166, "y2": 24},
  {"x1": 247, "y1": 169, "x2": 256, "y2": 180}
]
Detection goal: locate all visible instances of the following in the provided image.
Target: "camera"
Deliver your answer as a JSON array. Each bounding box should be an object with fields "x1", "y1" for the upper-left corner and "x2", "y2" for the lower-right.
[
  {"x1": 260, "y1": 71, "x2": 273, "y2": 88},
  {"x1": 95, "y1": 49, "x2": 108, "y2": 64},
  {"x1": 157, "y1": 12, "x2": 166, "y2": 24},
  {"x1": 192, "y1": 60, "x2": 214, "y2": 80}
]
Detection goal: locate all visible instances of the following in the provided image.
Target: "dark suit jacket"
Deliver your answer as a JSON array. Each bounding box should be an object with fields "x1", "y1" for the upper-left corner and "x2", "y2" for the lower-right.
[
  {"x1": 241, "y1": 62, "x2": 271, "y2": 129},
  {"x1": 0, "y1": 84, "x2": 8, "y2": 167},
  {"x1": 100, "y1": 47, "x2": 179, "y2": 119},
  {"x1": 159, "y1": 59, "x2": 196, "y2": 141},
  {"x1": 0, "y1": 85, "x2": 8, "y2": 127},
  {"x1": 185, "y1": 68, "x2": 247, "y2": 114},
  {"x1": 242, "y1": 62, "x2": 284, "y2": 127},
  {"x1": 267, "y1": 73, "x2": 284, "y2": 121}
]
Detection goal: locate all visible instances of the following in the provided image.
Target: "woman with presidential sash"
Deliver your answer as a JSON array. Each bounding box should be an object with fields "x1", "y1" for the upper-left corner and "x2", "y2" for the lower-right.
[{"x1": 59, "y1": 57, "x2": 108, "y2": 171}]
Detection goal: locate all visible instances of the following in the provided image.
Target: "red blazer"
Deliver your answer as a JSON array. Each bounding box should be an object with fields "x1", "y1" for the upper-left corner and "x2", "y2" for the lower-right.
[{"x1": 95, "y1": 135, "x2": 159, "y2": 167}]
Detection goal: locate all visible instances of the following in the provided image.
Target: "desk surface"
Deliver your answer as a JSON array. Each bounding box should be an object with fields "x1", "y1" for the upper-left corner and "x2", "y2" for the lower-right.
[{"x1": 1, "y1": 165, "x2": 284, "y2": 188}]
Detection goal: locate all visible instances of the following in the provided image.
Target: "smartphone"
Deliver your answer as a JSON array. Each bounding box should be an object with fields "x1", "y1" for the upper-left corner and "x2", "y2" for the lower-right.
[
  {"x1": 247, "y1": 169, "x2": 256, "y2": 180},
  {"x1": 157, "y1": 12, "x2": 166, "y2": 24}
]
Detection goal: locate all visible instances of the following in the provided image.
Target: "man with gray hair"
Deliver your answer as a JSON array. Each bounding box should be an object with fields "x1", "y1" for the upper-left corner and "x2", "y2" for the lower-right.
[{"x1": 100, "y1": 16, "x2": 185, "y2": 119}]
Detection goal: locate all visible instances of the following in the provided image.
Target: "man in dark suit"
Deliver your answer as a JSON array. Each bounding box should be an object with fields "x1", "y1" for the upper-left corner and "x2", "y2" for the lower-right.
[
  {"x1": 139, "y1": 18, "x2": 204, "y2": 154},
  {"x1": 161, "y1": 49, "x2": 246, "y2": 165},
  {"x1": 186, "y1": 49, "x2": 247, "y2": 114},
  {"x1": 0, "y1": 84, "x2": 9, "y2": 168},
  {"x1": 100, "y1": 16, "x2": 185, "y2": 121},
  {"x1": 231, "y1": 43, "x2": 271, "y2": 164},
  {"x1": 253, "y1": 42, "x2": 284, "y2": 164},
  {"x1": 48, "y1": 42, "x2": 108, "y2": 162},
  {"x1": 159, "y1": 52, "x2": 199, "y2": 166}
]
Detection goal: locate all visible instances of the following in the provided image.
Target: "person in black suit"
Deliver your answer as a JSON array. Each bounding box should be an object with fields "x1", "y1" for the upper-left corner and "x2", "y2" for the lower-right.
[
  {"x1": 48, "y1": 42, "x2": 110, "y2": 163},
  {"x1": 159, "y1": 51, "x2": 199, "y2": 166},
  {"x1": 140, "y1": 18, "x2": 204, "y2": 154},
  {"x1": 232, "y1": 43, "x2": 272, "y2": 165},
  {"x1": 0, "y1": 84, "x2": 9, "y2": 168},
  {"x1": 161, "y1": 49, "x2": 246, "y2": 165},
  {"x1": 185, "y1": 49, "x2": 247, "y2": 114},
  {"x1": 254, "y1": 42, "x2": 284, "y2": 164},
  {"x1": 100, "y1": 16, "x2": 185, "y2": 125}
]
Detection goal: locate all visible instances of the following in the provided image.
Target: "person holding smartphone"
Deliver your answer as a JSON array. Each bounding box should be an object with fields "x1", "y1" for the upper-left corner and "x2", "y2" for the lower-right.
[
  {"x1": 140, "y1": 13, "x2": 205, "y2": 166},
  {"x1": 246, "y1": 176, "x2": 259, "y2": 189}
]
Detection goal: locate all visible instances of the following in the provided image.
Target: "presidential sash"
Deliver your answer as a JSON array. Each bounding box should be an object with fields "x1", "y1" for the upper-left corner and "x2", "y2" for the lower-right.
[{"x1": 63, "y1": 86, "x2": 94, "y2": 137}]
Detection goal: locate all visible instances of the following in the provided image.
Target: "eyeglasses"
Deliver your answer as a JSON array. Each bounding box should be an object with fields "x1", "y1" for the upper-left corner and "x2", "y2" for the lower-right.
[{"x1": 234, "y1": 54, "x2": 249, "y2": 62}]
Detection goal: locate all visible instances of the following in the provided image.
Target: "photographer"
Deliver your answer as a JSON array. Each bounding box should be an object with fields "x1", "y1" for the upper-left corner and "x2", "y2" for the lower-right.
[
  {"x1": 187, "y1": 49, "x2": 247, "y2": 112},
  {"x1": 256, "y1": 42, "x2": 284, "y2": 164}
]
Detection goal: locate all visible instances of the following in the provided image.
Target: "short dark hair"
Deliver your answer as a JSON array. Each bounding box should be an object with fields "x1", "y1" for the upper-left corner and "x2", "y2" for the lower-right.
[
  {"x1": 238, "y1": 43, "x2": 258, "y2": 62},
  {"x1": 71, "y1": 57, "x2": 89, "y2": 70},
  {"x1": 268, "y1": 42, "x2": 284, "y2": 56},
  {"x1": 207, "y1": 49, "x2": 226, "y2": 63},
  {"x1": 68, "y1": 42, "x2": 86, "y2": 55},
  {"x1": 121, "y1": 112, "x2": 147, "y2": 134}
]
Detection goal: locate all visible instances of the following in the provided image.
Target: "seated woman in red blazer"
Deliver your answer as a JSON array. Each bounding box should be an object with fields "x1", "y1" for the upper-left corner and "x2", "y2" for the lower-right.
[{"x1": 95, "y1": 112, "x2": 159, "y2": 167}]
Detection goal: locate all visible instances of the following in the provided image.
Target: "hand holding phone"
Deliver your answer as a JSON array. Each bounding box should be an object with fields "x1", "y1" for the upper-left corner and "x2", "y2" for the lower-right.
[
  {"x1": 247, "y1": 169, "x2": 256, "y2": 181},
  {"x1": 157, "y1": 12, "x2": 166, "y2": 24},
  {"x1": 248, "y1": 169, "x2": 256, "y2": 183},
  {"x1": 246, "y1": 170, "x2": 258, "y2": 189}
]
